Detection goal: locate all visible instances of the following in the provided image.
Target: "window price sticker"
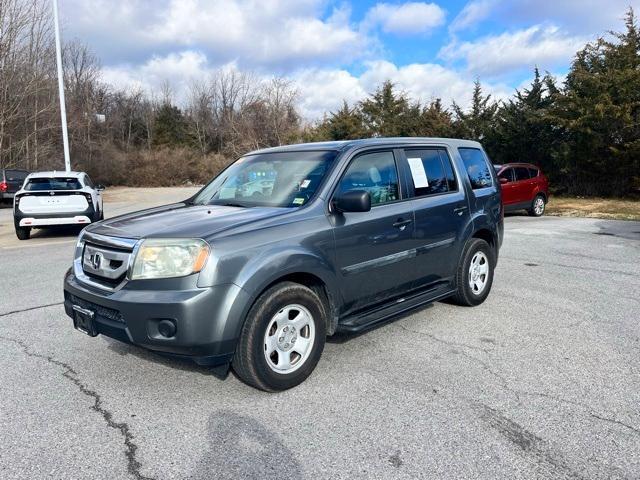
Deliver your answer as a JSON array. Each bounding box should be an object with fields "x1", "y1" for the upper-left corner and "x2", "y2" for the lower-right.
[{"x1": 407, "y1": 158, "x2": 429, "y2": 188}]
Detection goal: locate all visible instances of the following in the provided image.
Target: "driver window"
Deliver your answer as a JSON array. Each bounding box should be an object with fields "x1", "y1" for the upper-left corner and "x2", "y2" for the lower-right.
[{"x1": 338, "y1": 151, "x2": 399, "y2": 206}]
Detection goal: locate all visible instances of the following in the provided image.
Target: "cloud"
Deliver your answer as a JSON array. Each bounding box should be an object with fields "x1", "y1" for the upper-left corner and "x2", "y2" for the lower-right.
[
  {"x1": 293, "y1": 61, "x2": 512, "y2": 120},
  {"x1": 62, "y1": 0, "x2": 368, "y2": 70},
  {"x1": 449, "y1": 0, "x2": 497, "y2": 33},
  {"x1": 102, "y1": 51, "x2": 217, "y2": 99},
  {"x1": 363, "y1": 2, "x2": 446, "y2": 35},
  {"x1": 503, "y1": 0, "x2": 633, "y2": 35},
  {"x1": 440, "y1": 25, "x2": 585, "y2": 77}
]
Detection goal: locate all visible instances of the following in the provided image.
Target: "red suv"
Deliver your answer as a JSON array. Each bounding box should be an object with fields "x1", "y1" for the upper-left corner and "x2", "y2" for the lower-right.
[{"x1": 495, "y1": 163, "x2": 549, "y2": 216}]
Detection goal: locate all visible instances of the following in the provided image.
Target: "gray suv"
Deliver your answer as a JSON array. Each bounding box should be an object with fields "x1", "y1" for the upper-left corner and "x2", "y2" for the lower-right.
[{"x1": 63, "y1": 138, "x2": 503, "y2": 391}]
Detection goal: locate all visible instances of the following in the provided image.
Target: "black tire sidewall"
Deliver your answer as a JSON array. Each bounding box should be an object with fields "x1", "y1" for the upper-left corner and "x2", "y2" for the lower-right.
[
  {"x1": 457, "y1": 239, "x2": 495, "y2": 306},
  {"x1": 238, "y1": 283, "x2": 326, "y2": 391},
  {"x1": 14, "y1": 220, "x2": 30, "y2": 240}
]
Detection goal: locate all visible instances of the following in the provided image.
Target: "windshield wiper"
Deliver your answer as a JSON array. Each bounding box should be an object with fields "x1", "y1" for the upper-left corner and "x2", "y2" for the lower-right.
[{"x1": 214, "y1": 202, "x2": 250, "y2": 208}]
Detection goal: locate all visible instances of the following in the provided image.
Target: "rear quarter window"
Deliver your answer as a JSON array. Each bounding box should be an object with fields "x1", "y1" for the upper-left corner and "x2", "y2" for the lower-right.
[
  {"x1": 25, "y1": 178, "x2": 82, "y2": 191},
  {"x1": 458, "y1": 148, "x2": 493, "y2": 189},
  {"x1": 528, "y1": 168, "x2": 539, "y2": 178}
]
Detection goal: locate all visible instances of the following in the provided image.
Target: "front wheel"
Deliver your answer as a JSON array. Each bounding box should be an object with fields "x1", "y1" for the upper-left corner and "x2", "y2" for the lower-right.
[
  {"x1": 528, "y1": 194, "x2": 546, "y2": 217},
  {"x1": 232, "y1": 282, "x2": 326, "y2": 391},
  {"x1": 450, "y1": 238, "x2": 495, "y2": 306}
]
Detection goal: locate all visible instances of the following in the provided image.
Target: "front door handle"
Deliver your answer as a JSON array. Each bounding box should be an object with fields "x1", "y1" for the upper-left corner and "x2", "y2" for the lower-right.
[{"x1": 393, "y1": 218, "x2": 413, "y2": 230}]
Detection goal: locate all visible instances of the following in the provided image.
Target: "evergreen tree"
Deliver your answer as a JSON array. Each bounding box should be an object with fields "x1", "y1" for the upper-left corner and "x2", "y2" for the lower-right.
[
  {"x1": 325, "y1": 101, "x2": 366, "y2": 140},
  {"x1": 550, "y1": 7, "x2": 640, "y2": 195},
  {"x1": 452, "y1": 80, "x2": 498, "y2": 142},
  {"x1": 490, "y1": 68, "x2": 558, "y2": 171},
  {"x1": 359, "y1": 81, "x2": 418, "y2": 137},
  {"x1": 153, "y1": 103, "x2": 188, "y2": 147},
  {"x1": 418, "y1": 99, "x2": 454, "y2": 137}
]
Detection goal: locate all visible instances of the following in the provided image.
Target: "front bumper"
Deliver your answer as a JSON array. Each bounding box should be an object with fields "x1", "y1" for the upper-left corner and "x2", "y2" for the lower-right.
[{"x1": 63, "y1": 269, "x2": 250, "y2": 366}]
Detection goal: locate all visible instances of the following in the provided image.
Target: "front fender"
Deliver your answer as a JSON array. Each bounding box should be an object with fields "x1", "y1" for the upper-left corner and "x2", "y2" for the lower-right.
[{"x1": 224, "y1": 247, "x2": 340, "y2": 339}]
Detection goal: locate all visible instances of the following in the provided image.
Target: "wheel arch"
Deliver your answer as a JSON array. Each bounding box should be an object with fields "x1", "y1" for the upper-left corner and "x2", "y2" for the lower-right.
[{"x1": 229, "y1": 252, "x2": 341, "y2": 341}]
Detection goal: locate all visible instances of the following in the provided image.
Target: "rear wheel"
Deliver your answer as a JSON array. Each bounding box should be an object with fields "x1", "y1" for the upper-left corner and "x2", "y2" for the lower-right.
[
  {"x1": 15, "y1": 223, "x2": 30, "y2": 240},
  {"x1": 450, "y1": 238, "x2": 494, "y2": 306},
  {"x1": 232, "y1": 282, "x2": 326, "y2": 391},
  {"x1": 528, "y1": 194, "x2": 546, "y2": 217}
]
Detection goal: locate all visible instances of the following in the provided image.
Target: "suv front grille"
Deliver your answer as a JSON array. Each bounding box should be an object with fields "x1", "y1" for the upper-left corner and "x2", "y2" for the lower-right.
[{"x1": 74, "y1": 232, "x2": 138, "y2": 291}]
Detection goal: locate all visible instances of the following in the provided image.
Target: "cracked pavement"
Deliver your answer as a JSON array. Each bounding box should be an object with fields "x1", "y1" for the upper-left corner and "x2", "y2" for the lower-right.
[{"x1": 1, "y1": 194, "x2": 639, "y2": 479}]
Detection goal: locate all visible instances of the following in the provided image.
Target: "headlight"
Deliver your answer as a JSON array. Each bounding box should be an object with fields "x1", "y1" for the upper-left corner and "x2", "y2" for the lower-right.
[{"x1": 130, "y1": 238, "x2": 210, "y2": 280}]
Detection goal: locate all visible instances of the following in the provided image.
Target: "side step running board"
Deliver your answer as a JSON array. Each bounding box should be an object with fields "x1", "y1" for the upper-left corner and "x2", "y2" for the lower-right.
[{"x1": 336, "y1": 288, "x2": 455, "y2": 334}]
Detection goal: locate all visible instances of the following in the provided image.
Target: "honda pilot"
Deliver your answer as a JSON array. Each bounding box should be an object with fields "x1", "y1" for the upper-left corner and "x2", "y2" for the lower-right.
[{"x1": 63, "y1": 138, "x2": 503, "y2": 391}]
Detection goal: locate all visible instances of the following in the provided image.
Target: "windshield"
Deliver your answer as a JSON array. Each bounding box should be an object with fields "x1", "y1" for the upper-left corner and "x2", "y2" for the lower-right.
[
  {"x1": 25, "y1": 177, "x2": 82, "y2": 191},
  {"x1": 192, "y1": 151, "x2": 338, "y2": 208}
]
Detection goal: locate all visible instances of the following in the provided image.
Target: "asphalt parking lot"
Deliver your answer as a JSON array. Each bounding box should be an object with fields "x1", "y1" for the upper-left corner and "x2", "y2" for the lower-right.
[{"x1": 0, "y1": 191, "x2": 638, "y2": 479}]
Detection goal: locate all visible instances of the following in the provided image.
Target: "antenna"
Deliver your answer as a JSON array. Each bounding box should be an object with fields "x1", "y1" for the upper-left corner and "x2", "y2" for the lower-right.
[{"x1": 52, "y1": 0, "x2": 71, "y2": 172}]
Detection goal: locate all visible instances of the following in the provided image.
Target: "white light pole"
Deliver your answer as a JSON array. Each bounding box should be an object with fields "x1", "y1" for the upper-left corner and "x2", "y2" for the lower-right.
[{"x1": 52, "y1": 0, "x2": 71, "y2": 172}]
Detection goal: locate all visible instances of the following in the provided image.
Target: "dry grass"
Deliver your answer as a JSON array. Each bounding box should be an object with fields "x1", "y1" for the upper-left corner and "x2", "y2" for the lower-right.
[{"x1": 546, "y1": 196, "x2": 640, "y2": 221}]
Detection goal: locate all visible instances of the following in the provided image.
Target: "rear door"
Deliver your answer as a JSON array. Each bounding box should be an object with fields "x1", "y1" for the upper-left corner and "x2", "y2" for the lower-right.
[
  {"x1": 331, "y1": 149, "x2": 416, "y2": 313},
  {"x1": 400, "y1": 147, "x2": 469, "y2": 289},
  {"x1": 513, "y1": 166, "x2": 532, "y2": 203}
]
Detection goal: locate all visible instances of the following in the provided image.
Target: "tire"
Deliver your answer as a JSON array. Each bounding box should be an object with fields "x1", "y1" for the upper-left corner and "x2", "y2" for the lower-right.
[
  {"x1": 15, "y1": 224, "x2": 31, "y2": 240},
  {"x1": 450, "y1": 238, "x2": 495, "y2": 307},
  {"x1": 232, "y1": 281, "x2": 327, "y2": 391},
  {"x1": 528, "y1": 194, "x2": 546, "y2": 217}
]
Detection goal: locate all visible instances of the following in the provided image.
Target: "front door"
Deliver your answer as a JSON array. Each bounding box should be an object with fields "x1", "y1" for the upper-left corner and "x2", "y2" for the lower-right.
[
  {"x1": 331, "y1": 150, "x2": 415, "y2": 313},
  {"x1": 498, "y1": 168, "x2": 517, "y2": 206}
]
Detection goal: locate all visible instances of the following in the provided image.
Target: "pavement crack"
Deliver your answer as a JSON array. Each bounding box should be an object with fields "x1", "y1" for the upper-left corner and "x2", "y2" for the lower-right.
[
  {"x1": 394, "y1": 323, "x2": 519, "y2": 402},
  {"x1": 0, "y1": 334, "x2": 156, "y2": 480},
  {"x1": 395, "y1": 323, "x2": 490, "y2": 353},
  {"x1": 588, "y1": 414, "x2": 640, "y2": 436},
  {"x1": 0, "y1": 302, "x2": 63, "y2": 318},
  {"x1": 517, "y1": 390, "x2": 640, "y2": 437}
]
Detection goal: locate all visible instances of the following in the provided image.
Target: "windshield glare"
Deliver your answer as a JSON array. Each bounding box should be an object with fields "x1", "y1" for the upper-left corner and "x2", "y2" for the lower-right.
[{"x1": 193, "y1": 151, "x2": 338, "y2": 208}]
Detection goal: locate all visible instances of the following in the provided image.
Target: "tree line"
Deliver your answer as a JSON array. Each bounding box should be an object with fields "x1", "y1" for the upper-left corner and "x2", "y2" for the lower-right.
[{"x1": 0, "y1": 0, "x2": 638, "y2": 196}]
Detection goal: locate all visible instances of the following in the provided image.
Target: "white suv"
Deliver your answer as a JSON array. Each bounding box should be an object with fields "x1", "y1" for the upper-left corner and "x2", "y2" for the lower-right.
[{"x1": 14, "y1": 171, "x2": 104, "y2": 240}]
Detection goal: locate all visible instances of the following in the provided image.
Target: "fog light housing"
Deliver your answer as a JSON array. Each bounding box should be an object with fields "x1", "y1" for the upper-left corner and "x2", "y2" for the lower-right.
[{"x1": 157, "y1": 319, "x2": 177, "y2": 338}]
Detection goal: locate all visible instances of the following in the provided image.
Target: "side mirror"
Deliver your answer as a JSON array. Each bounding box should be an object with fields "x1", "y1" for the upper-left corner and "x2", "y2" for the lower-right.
[
  {"x1": 499, "y1": 177, "x2": 508, "y2": 185},
  {"x1": 96, "y1": 184, "x2": 105, "y2": 191},
  {"x1": 333, "y1": 190, "x2": 371, "y2": 213}
]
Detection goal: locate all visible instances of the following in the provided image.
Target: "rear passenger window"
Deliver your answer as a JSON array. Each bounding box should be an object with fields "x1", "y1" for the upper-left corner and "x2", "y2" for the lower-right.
[
  {"x1": 514, "y1": 167, "x2": 530, "y2": 181},
  {"x1": 338, "y1": 151, "x2": 399, "y2": 206},
  {"x1": 404, "y1": 149, "x2": 457, "y2": 197},
  {"x1": 528, "y1": 168, "x2": 539, "y2": 178},
  {"x1": 459, "y1": 148, "x2": 493, "y2": 189}
]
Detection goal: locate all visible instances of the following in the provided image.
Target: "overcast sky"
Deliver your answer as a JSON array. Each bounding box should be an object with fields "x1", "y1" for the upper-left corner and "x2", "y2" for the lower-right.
[{"x1": 58, "y1": 0, "x2": 637, "y2": 119}]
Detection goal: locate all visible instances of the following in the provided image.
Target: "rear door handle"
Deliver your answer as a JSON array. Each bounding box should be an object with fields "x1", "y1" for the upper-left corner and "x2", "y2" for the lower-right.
[
  {"x1": 393, "y1": 218, "x2": 413, "y2": 230},
  {"x1": 453, "y1": 206, "x2": 468, "y2": 216}
]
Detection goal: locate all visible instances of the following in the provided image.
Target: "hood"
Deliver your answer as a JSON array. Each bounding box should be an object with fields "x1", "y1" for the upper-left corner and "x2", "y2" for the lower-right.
[{"x1": 87, "y1": 202, "x2": 290, "y2": 239}]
